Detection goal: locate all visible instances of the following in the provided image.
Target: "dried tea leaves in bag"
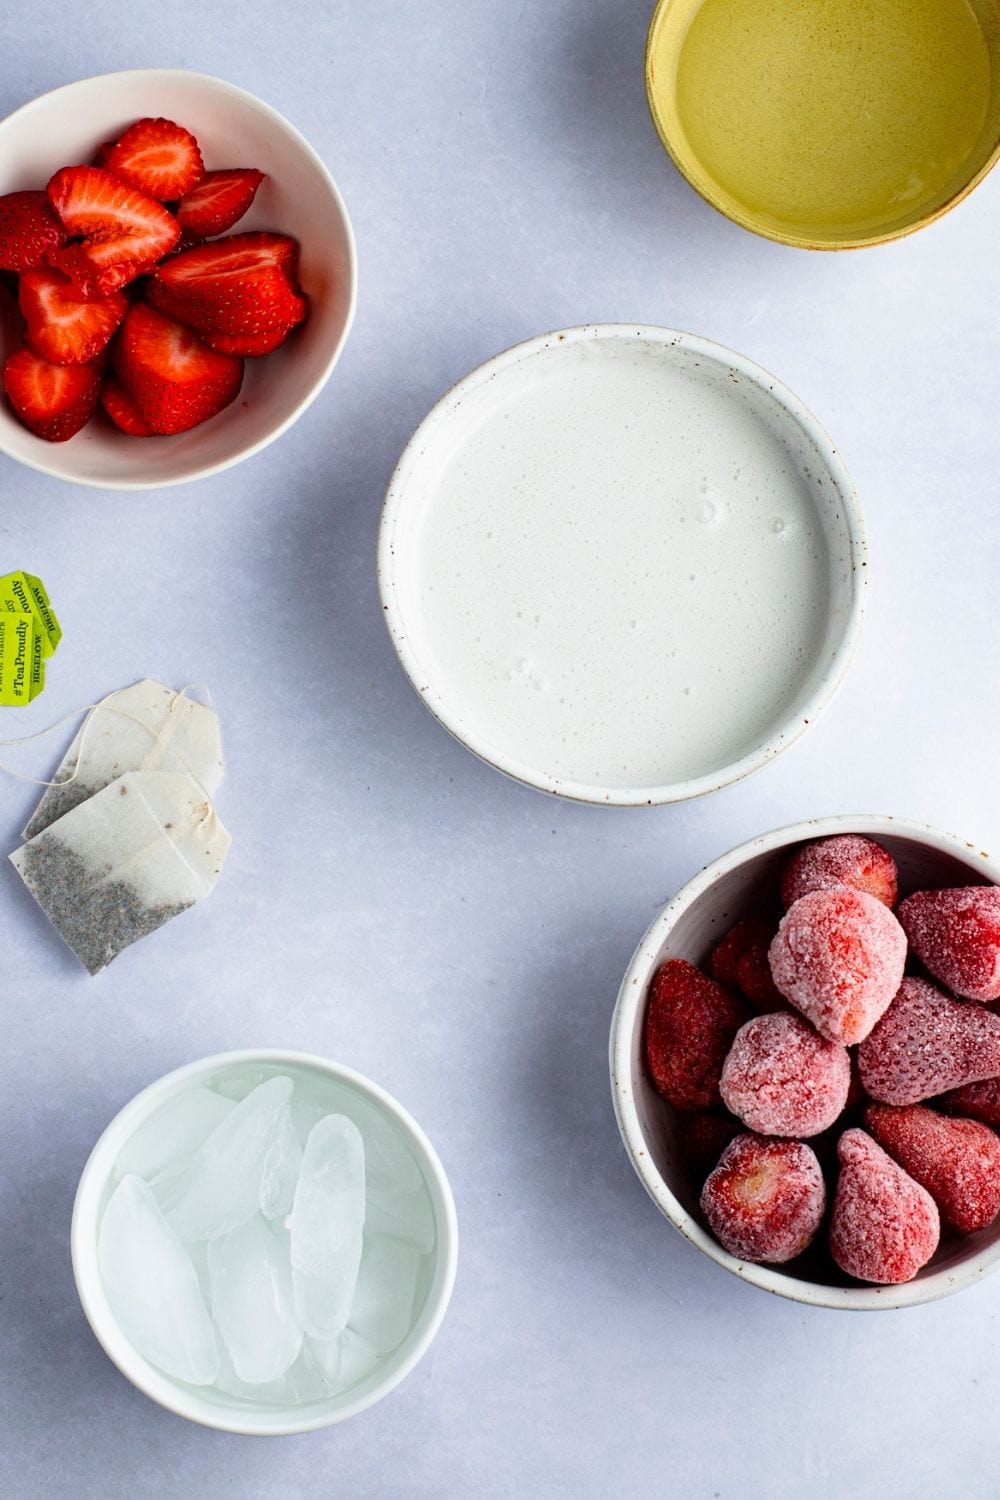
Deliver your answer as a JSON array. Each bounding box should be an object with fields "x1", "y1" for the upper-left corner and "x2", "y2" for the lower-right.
[
  {"x1": 23, "y1": 679, "x2": 223, "y2": 839},
  {"x1": 11, "y1": 769, "x2": 230, "y2": 975}
]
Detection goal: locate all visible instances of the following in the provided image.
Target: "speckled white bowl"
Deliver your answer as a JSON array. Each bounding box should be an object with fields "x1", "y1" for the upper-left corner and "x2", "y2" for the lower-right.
[
  {"x1": 0, "y1": 70, "x2": 356, "y2": 488},
  {"x1": 72, "y1": 1050, "x2": 458, "y2": 1434},
  {"x1": 610, "y1": 815, "x2": 1000, "y2": 1309},
  {"x1": 379, "y1": 325, "x2": 867, "y2": 807}
]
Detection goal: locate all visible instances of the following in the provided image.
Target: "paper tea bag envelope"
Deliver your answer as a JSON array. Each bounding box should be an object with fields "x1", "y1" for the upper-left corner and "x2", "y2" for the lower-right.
[
  {"x1": 23, "y1": 680, "x2": 223, "y2": 840},
  {"x1": 11, "y1": 770, "x2": 230, "y2": 975}
]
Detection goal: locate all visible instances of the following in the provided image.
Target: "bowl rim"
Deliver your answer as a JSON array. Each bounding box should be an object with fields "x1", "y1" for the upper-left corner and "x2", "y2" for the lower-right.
[
  {"x1": 0, "y1": 68, "x2": 358, "y2": 489},
  {"x1": 71, "y1": 1047, "x2": 459, "y2": 1434},
  {"x1": 609, "y1": 813, "x2": 1000, "y2": 1310},
  {"x1": 377, "y1": 322, "x2": 868, "y2": 807},
  {"x1": 643, "y1": 0, "x2": 1000, "y2": 252}
]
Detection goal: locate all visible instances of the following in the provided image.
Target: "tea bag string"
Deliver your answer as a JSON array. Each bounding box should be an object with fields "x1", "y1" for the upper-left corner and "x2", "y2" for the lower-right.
[{"x1": 0, "y1": 685, "x2": 215, "y2": 802}]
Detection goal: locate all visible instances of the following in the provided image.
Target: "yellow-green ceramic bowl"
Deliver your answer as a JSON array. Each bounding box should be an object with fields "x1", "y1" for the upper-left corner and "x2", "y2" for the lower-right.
[{"x1": 646, "y1": 0, "x2": 1000, "y2": 250}]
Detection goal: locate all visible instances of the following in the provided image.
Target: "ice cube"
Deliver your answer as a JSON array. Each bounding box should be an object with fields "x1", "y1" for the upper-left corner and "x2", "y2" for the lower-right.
[
  {"x1": 99, "y1": 1175, "x2": 218, "y2": 1385},
  {"x1": 114, "y1": 1088, "x2": 235, "y2": 1183},
  {"x1": 208, "y1": 1214, "x2": 302, "y2": 1384},
  {"x1": 164, "y1": 1076, "x2": 293, "y2": 1240},
  {"x1": 305, "y1": 1327, "x2": 381, "y2": 1393},
  {"x1": 348, "y1": 1234, "x2": 420, "y2": 1354},
  {"x1": 335, "y1": 1094, "x2": 423, "y2": 1193},
  {"x1": 289, "y1": 1114, "x2": 366, "y2": 1340},
  {"x1": 213, "y1": 1346, "x2": 331, "y2": 1406},
  {"x1": 364, "y1": 1182, "x2": 436, "y2": 1253},
  {"x1": 259, "y1": 1104, "x2": 303, "y2": 1221},
  {"x1": 292, "y1": 1089, "x2": 420, "y2": 1193}
]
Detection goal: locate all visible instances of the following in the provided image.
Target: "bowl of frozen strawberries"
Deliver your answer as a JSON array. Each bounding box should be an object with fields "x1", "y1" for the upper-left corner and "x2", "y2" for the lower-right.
[
  {"x1": 0, "y1": 69, "x2": 356, "y2": 488},
  {"x1": 610, "y1": 816, "x2": 1000, "y2": 1308}
]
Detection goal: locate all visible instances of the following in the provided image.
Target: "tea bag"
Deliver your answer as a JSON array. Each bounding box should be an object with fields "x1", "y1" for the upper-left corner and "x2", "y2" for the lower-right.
[
  {"x1": 11, "y1": 769, "x2": 230, "y2": 975},
  {"x1": 23, "y1": 680, "x2": 223, "y2": 840}
]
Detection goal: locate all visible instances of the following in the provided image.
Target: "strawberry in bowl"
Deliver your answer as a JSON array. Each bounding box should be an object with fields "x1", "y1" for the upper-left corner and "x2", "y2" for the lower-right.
[
  {"x1": 1, "y1": 119, "x2": 307, "y2": 442},
  {"x1": 0, "y1": 70, "x2": 355, "y2": 488}
]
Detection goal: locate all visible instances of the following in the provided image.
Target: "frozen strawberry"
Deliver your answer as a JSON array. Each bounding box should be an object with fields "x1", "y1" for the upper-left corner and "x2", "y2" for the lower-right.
[
  {"x1": 938, "y1": 1076, "x2": 1000, "y2": 1127},
  {"x1": 101, "y1": 117, "x2": 203, "y2": 201},
  {"x1": 100, "y1": 375, "x2": 153, "y2": 436},
  {"x1": 845, "y1": 1050, "x2": 868, "y2": 1113},
  {"x1": 720, "y1": 1011, "x2": 850, "y2": 1137},
  {"x1": 710, "y1": 920, "x2": 764, "y2": 987},
  {"x1": 830, "y1": 1128, "x2": 939, "y2": 1283},
  {"x1": 176, "y1": 168, "x2": 265, "y2": 238},
  {"x1": 18, "y1": 268, "x2": 127, "y2": 366},
  {"x1": 678, "y1": 1112, "x2": 742, "y2": 1182},
  {"x1": 858, "y1": 976, "x2": 1000, "y2": 1106},
  {"x1": 114, "y1": 303, "x2": 243, "y2": 436},
  {"x1": 46, "y1": 166, "x2": 179, "y2": 296},
  {"x1": 898, "y1": 886, "x2": 1000, "y2": 1002},
  {"x1": 733, "y1": 939, "x2": 786, "y2": 1012},
  {"x1": 865, "y1": 1103, "x2": 1000, "y2": 1234},
  {"x1": 781, "y1": 834, "x2": 897, "y2": 910},
  {"x1": 710, "y1": 919, "x2": 785, "y2": 1012},
  {"x1": 0, "y1": 190, "x2": 66, "y2": 272},
  {"x1": 768, "y1": 887, "x2": 906, "y2": 1046},
  {"x1": 644, "y1": 959, "x2": 751, "y2": 1112},
  {"x1": 700, "y1": 1134, "x2": 825, "y2": 1263},
  {"x1": 2, "y1": 348, "x2": 99, "y2": 441}
]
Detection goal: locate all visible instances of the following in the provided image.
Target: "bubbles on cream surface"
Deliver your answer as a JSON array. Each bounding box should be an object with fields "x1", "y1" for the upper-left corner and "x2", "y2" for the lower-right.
[{"x1": 396, "y1": 338, "x2": 847, "y2": 792}]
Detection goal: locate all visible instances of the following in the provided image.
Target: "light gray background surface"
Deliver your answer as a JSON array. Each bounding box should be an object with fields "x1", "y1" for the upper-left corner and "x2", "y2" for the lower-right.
[{"x1": 2, "y1": 3, "x2": 999, "y2": 1496}]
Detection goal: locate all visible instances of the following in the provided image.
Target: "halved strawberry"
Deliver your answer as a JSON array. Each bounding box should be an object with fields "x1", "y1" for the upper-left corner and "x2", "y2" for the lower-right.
[
  {"x1": 19, "y1": 268, "x2": 127, "y2": 365},
  {"x1": 158, "y1": 230, "x2": 299, "y2": 285},
  {"x1": 114, "y1": 302, "x2": 243, "y2": 435},
  {"x1": 100, "y1": 375, "x2": 154, "y2": 435},
  {"x1": 3, "y1": 348, "x2": 100, "y2": 441},
  {"x1": 0, "y1": 191, "x2": 66, "y2": 272},
  {"x1": 46, "y1": 165, "x2": 180, "y2": 296},
  {"x1": 176, "y1": 168, "x2": 265, "y2": 238},
  {"x1": 200, "y1": 308, "x2": 310, "y2": 357},
  {"x1": 102, "y1": 117, "x2": 203, "y2": 201},
  {"x1": 149, "y1": 260, "x2": 306, "y2": 339}
]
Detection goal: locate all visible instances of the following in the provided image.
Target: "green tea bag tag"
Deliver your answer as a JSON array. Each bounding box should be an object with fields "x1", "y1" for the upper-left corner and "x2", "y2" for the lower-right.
[
  {"x1": 27, "y1": 627, "x2": 45, "y2": 701},
  {"x1": 0, "y1": 613, "x2": 37, "y2": 705},
  {"x1": 0, "y1": 571, "x2": 61, "y2": 658}
]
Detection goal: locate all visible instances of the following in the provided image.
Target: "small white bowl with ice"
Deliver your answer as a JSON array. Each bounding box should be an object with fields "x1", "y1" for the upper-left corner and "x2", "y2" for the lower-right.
[{"x1": 72, "y1": 1050, "x2": 457, "y2": 1433}]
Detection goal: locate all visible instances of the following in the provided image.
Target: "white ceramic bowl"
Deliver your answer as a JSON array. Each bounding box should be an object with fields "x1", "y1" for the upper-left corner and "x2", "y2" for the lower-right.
[
  {"x1": 0, "y1": 70, "x2": 356, "y2": 488},
  {"x1": 610, "y1": 815, "x2": 1000, "y2": 1309},
  {"x1": 72, "y1": 1050, "x2": 458, "y2": 1434},
  {"x1": 379, "y1": 325, "x2": 866, "y2": 807}
]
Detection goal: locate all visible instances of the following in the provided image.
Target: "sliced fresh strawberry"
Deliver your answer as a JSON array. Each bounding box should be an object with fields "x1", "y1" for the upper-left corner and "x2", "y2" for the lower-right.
[
  {"x1": 2, "y1": 348, "x2": 100, "y2": 441},
  {"x1": 176, "y1": 168, "x2": 265, "y2": 238},
  {"x1": 157, "y1": 230, "x2": 299, "y2": 285},
  {"x1": 114, "y1": 302, "x2": 243, "y2": 435},
  {"x1": 199, "y1": 311, "x2": 309, "y2": 357},
  {"x1": 46, "y1": 166, "x2": 180, "y2": 295},
  {"x1": 149, "y1": 260, "x2": 306, "y2": 339},
  {"x1": 102, "y1": 117, "x2": 204, "y2": 201},
  {"x1": 0, "y1": 191, "x2": 66, "y2": 272},
  {"x1": 100, "y1": 375, "x2": 154, "y2": 435},
  {"x1": 19, "y1": 268, "x2": 127, "y2": 365}
]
